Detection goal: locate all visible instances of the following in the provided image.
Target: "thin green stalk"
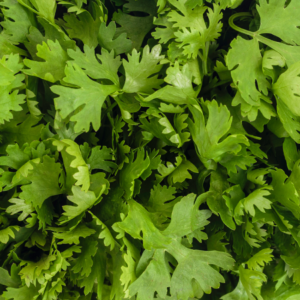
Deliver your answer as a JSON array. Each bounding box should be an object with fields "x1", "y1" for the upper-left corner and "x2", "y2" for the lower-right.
[{"x1": 228, "y1": 12, "x2": 255, "y2": 37}]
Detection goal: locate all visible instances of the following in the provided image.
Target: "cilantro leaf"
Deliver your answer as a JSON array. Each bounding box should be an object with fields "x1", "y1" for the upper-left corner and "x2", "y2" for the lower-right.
[
  {"x1": 119, "y1": 148, "x2": 150, "y2": 200},
  {"x1": 188, "y1": 100, "x2": 249, "y2": 169},
  {"x1": 128, "y1": 249, "x2": 170, "y2": 300},
  {"x1": 67, "y1": 45, "x2": 121, "y2": 86},
  {"x1": 238, "y1": 265, "x2": 266, "y2": 300},
  {"x1": 247, "y1": 248, "x2": 273, "y2": 271},
  {"x1": 2, "y1": 285, "x2": 39, "y2": 300},
  {"x1": 61, "y1": 186, "x2": 100, "y2": 223},
  {"x1": 0, "y1": 226, "x2": 19, "y2": 244},
  {"x1": 18, "y1": 0, "x2": 56, "y2": 23},
  {"x1": 53, "y1": 224, "x2": 95, "y2": 245},
  {"x1": 51, "y1": 62, "x2": 118, "y2": 132},
  {"x1": 227, "y1": 36, "x2": 270, "y2": 107},
  {"x1": 20, "y1": 155, "x2": 62, "y2": 208},
  {"x1": 98, "y1": 21, "x2": 132, "y2": 55},
  {"x1": 0, "y1": 54, "x2": 25, "y2": 124},
  {"x1": 23, "y1": 40, "x2": 68, "y2": 83},
  {"x1": 174, "y1": 3, "x2": 223, "y2": 58},
  {"x1": 257, "y1": 0, "x2": 300, "y2": 45},
  {"x1": 152, "y1": 15, "x2": 176, "y2": 44},
  {"x1": 114, "y1": 196, "x2": 234, "y2": 299},
  {"x1": 144, "y1": 62, "x2": 197, "y2": 104},
  {"x1": 6, "y1": 198, "x2": 34, "y2": 221},
  {"x1": 113, "y1": 0, "x2": 157, "y2": 49},
  {"x1": 122, "y1": 45, "x2": 164, "y2": 94},
  {"x1": 0, "y1": 0, "x2": 36, "y2": 43},
  {"x1": 72, "y1": 237, "x2": 98, "y2": 276},
  {"x1": 87, "y1": 146, "x2": 117, "y2": 172},
  {"x1": 59, "y1": 11, "x2": 100, "y2": 47},
  {"x1": 269, "y1": 169, "x2": 300, "y2": 219},
  {"x1": 235, "y1": 187, "x2": 272, "y2": 217},
  {"x1": 273, "y1": 61, "x2": 300, "y2": 117}
]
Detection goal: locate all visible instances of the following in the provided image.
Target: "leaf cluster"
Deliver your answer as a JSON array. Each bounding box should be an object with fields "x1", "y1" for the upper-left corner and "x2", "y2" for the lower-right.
[{"x1": 0, "y1": 0, "x2": 300, "y2": 299}]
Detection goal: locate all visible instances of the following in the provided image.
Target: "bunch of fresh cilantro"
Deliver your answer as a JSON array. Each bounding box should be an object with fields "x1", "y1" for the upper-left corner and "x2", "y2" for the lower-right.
[{"x1": 0, "y1": 0, "x2": 300, "y2": 299}]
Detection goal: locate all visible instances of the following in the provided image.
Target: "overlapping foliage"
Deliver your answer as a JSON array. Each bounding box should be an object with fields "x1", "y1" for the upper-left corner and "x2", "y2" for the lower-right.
[{"x1": 0, "y1": 0, "x2": 300, "y2": 299}]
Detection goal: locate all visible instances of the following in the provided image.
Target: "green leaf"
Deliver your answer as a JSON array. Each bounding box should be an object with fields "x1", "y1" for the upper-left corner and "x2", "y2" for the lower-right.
[
  {"x1": 0, "y1": 0, "x2": 36, "y2": 43},
  {"x1": 170, "y1": 250, "x2": 234, "y2": 298},
  {"x1": 0, "y1": 143, "x2": 30, "y2": 170},
  {"x1": 219, "y1": 148, "x2": 257, "y2": 174},
  {"x1": 2, "y1": 284, "x2": 39, "y2": 300},
  {"x1": 221, "y1": 279, "x2": 248, "y2": 300},
  {"x1": 167, "y1": 157, "x2": 198, "y2": 185},
  {"x1": 53, "y1": 139, "x2": 90, "y2": 192},
  {"x1": 290, "y1": 159, "x2": 300, "y2": 202},
  {"x1": 0, "y1": 265, "x2": 20, "y2": 288},
  {"x1": 20, "y1": 155, "x2": 62, "y2": 208},
  {"x1": 274, "y1": 61, "x2": 300, "y2": 117},
  {"x1": 155, "y1": 156, "x2": 197, "y2": 185},
  {"x1": 262, "y1": 49, "x2": 286, "y2": 82},
  {"x1": 19, "y1": 254, "x2": 56, "y2": 286},
  {"x1": 140, "y1": 149, "x2": 161, "y2": 180},
  {"x1": 0, "y1": 226, "x2": 19, "y2": 244},
  {"x1": 23, "y1": 40, "x2": 68, "y2": 82},
  {"x1": 115, "y1": 196, "x2": 234, "y2": 299},
  {"x1": 163, "y1": 193, "x2": 211, "y2": 239},
  {"x1": 152, "y1": 15, "x2": 176, "y2": 44},
  {"x1": 0, "y1": 1, "x2": 299, "y2": 299},
  {"x1": 140, "y1": 115, "x2": 178, "y2": 147},
  {"x1": 239, "y1": 265, "x2": 266, "y2": 300},
  {"x1": 119, "y1": 148, "x2": 150, "y2": 200},
  {"x1": 174, "y1": 3, "x2": 223, "y2": 58},
  {"x1": 89, "y1": 212, "x2": 116, "y2": 250},
  {"x1": 72, "y1": 237, "x2": 98, "y2": 276},
  {"x1": 0, "y1": 54, "x2": 25, "y2": 124},
  {"x1": 112, "y1": 0, "x2": 157, "y2": 49},
  {"x1": 119, "y1": 238, "x2": 140, "y2": 293},
  {"x1": 167, "y1": 0, "x2": 207, "y2": 31},
  {"x1": 207, "y1": 231, "x2": 228, "y2": 252},
  {"x1": 173, "y1": 113, "x2": 190, "y2": 147},
  {"x1": 146, "y1": 184, "x2": 177, "y2": 218},
  {"x1": 51, "y1": 62, "x2": 118, "y2": 133},
  {"x1": 24, "y1": 17, "x2": 76, "y2": 59},
  {"x1": 283, "y1": 138, "x2": 300, "y2": 171},
  {"x1": 188, "y1": 100, "x2": 249, "y2": 169},
  {"x1": 53, "y1": 224, "x2": 96, "y2": 245},
  {"x1": 227, "y1": 36, "x2": 270, "y2": 107},
  {"x1": 87, "y1": 146, "x2": 117, "y2": 173},
  {"x1": 61, "y1": 186, "x2": 100, "y2": 223},
  {"x1": 247, "y1": 248, "x2": 273, "y2": 271},
  {"x1": 144, "y1": 62, "x2": 197, "y2": 104},
  {"x1": 122, "y1": 45, "x2": 164, "y2": 94},
  {"x1": 269, "y1": 169, "x2": 300, "y2": 219},
  {"x1": 98, "y1": 21, "x2": 132, "y2": 55},
  {"x1": 128, "y1": 249, "x2": 171, "y2": 300},
  {"x1": 257, "y1": 0, "x2": 300, "y2": 45},
  {"x1": 256, "y1": 34, "x2": 300, "y2": 68},
  {"x1": 67, "y1": 45, "x2": 121, "y2": 86},
  {"x1": 207, "y1": 168, "x2": 236, "y2": 230},
  {"x1": 6, "y1": 198, "x2": 34, "y2": 221},
  {"x1": 79, "y1": 244, "x2": 106, "y2": 297},
  {"x1": 18, "y1": 0, "x2": 56, "y2": 23},
  {"x1": 235, "y1": 187, "x2": 272, "y2": 217},
  {"x1": 277, "y1": 98, "x2": 300, "y2": 143},
  {"x1": 0, "y1": 109, "x2": 43, "y2": 154},
  {"x1": 59, "y1": 11, "x2": 100, "y2": 47}
]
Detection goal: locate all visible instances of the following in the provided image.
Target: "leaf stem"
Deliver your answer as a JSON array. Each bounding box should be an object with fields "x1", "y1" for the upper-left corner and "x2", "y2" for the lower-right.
[
  {"x1": 203, "y1": 42, "x2": 210, "y2": 75},
  {"x1": 228, "y1": 12, "x2": 255, "y2": 37}
]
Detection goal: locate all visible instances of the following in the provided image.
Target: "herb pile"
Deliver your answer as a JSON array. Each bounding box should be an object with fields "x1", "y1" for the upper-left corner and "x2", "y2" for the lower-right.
[{"x1": 0, "y1": 0, "x2": 300, "y2": 299}]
